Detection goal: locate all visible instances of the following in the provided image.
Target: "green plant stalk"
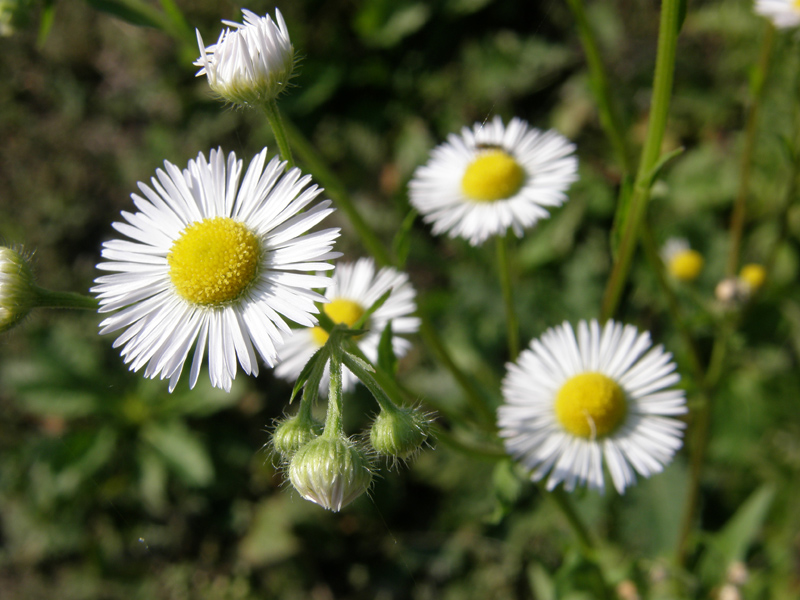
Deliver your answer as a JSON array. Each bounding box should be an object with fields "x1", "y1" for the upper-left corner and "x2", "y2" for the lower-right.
[
  {"x1": 32, "y1": 287, "x2": 99, "y2": 311},
  {"x1": 262, "y1": 99, "x2": 296, "y2": 170},
  {"x1": 497, "y1": 234, "x2": 520, "y2": 362},
  {"x1": 322, "y1": 342, "x2": 345, "y2": 438},
  {"x1": 547, "y1": 486, "x2": 597, "y2": 552},
  {"x1": 726, "y1": 23, "x2": 776, "y2": 277},
  {"x1": 281, "y1": 117, "x2": 392, "y2": 266},
  {"x1": 600, "y1": 0, "x2": 682, "y2": 321},
  {"x1": 282, "y1": 117, "x2": 496, "y2": 428},
  {"x1": 565, "y1": 0, "x2": 633, "y2": 173},
  {"x1": 431, "y1": 424, "x2": 507, "y2": 461}
]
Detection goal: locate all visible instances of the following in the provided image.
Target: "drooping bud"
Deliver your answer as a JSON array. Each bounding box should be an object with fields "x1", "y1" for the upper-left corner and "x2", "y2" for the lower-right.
[
  {"x1": 272, "y1": 412, "x2": 323, "y2": 460},
  {"x1": 0, "y1": 246, "x2": 36, "y2": 334},
  {"x1": 370, "y1": 406, "x2": 431, "y2": 459},
  {"x1": 288, "y1": 435, "x2": 372, "y2": 511}
]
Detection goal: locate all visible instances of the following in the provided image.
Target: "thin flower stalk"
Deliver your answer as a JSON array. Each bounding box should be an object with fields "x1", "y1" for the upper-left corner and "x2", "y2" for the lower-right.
[
  {"x1": 600, "y1": 0, "x2": 683, "y2": 321},
  {"x1": 263, "y1": 99, "x2": 296, "y2": 170},
  {"x1": 497, "y1": 234, "x2": 520, "y2": 361}
]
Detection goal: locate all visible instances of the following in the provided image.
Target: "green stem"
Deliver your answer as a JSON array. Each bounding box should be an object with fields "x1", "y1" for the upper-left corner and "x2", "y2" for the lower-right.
[
  {"x1": 323, "y1": 341, "x2": 345, "y2": 438},
  {"x1": 497, "y1": 235, "x2": 520, "y2": 362},
  {"x1": 262, "y1": 99, "x2": 296, "y2": 170},
  {"x1": 727, "y1": 23, "x2": 776, "y2": 277},
  {"x1": 565, "y1": 0, "x2": 633, "y2": 173},
  {"x1": 547, "y1": 486, "x2": 597, "y2": 552},
  {"x1": 32, "y1": 287, "x2": 99, "y2": 311},
  {"x1": 281, "y1": 117, "x2": 392, "y2": 266},
  {"x1": 432, "y1": 424, "x2": 507, "y2": 461},
  {"x1": 600, "y1": 0, "x2": 682, "y2": 321}
]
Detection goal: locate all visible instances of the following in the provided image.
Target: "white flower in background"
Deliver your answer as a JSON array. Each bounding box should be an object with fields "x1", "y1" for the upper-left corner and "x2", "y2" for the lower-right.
[
  {"x1": 408, "y1": 116, "x2": 578, "y2": 246},
  {"x1": 660, "y1": 237, "x2": 704, "y2": 282},
  {"x1": 195, "y1": 9, "x2": 296, "y2": 106},
  {"x1": 275, "y1": 258, "x2": 420, "y2": 392},
  {"x1": 498, "y1": 319, "x2": 687, "y2": 494},
  {"x1": 92, "y1": 148, "x2": 340, "y2": 392},
  {"x1": 754, "y1": 0, "x2": 800, "y2": 28}
]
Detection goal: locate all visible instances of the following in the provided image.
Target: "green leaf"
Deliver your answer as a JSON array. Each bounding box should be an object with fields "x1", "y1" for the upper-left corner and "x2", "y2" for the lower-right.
[
  {"x1": 392, "y1": 210, "x2": 417, "y2": 269},
  {"x1": 644, "y1": 146, "x2": 685, "y2": 190},
  {"x1": 36, "y1": 0, "x2": 57, "y2": 48},
  {"x1": 53, "y1": 427, "x2": 118, "y2": 497},
  {"x1": 699, "y1": 484, "x2": 776, "y2": 583},
  {"x1": 141, "y1": 420, "x2": 214, "y2": 487},
  {"x1": 85, "y1": 0, "x2": 165, "y2": 29},
  {"x1": 289, "y1": 345, "x2": 328, "y2": 404},
  {"x1": 377, "y1": 321, "x2": 397, "y2": 375},
  {"x1": 352, "y1": 289, "x2": 392, "y2": 330}
]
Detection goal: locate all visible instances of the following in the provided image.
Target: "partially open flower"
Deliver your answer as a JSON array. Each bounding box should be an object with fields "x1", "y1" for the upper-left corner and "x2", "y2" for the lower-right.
[
  {"x1": 370, "y1": 406, "x2": 431, "y2": 460},
  {"x1": 195, "y1": 9, "x2": 296, "y2": 107},
  {"x1": 288, "y1": 435, "x2": 372, "y2": 511},
  {"x1": 661, "y1": 238, "x2": 703, "y2": 282},
  {"x1": 0, "y1": 246, "x2": 36, "y2": 333}
]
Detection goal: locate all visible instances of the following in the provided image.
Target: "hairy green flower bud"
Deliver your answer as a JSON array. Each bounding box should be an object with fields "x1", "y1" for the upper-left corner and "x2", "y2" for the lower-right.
[
  {"x1": 272, "y1": 413, "x2": 323, "y2": 460},
  {"x1": 370, "y1": 406, "x2": 431, "y2": 459},
  {"x1": 0, "y1": 247, "x2": 36, "y2": 334},
  {"x1": 288, "y1": 435, "x2": 372, "y2": 511}
]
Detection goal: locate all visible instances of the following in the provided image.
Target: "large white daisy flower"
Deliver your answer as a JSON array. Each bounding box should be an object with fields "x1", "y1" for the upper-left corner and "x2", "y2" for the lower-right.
[
  {"x1": 195, "y1": 9, "x2": 295, "y2": 106},
  {"x1": 498, "y1": 319, "x2": 687, "y2": 494},
  {"x1": 754, "y1": 0, "x2": 800, "y2": 28},
  {"x1": 92, "y1": 148, "x2": 340, "y2": 393},
  {"x1": 408, "y1": 116, "x2": 578, "y2": 246},
  {"x1": 275, "y1": 258, "x2": 420, "y2": 392}
]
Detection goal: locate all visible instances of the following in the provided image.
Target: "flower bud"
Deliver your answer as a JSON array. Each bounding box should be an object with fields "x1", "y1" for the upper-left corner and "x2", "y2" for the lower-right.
[
  {"x1": 272, "y1": 412, "x2": 322, "y2": 460},
  {"x1": 288, "y1": 435, "x2": 372, "y2": 511},
  {"x1": 0, "y1": 246, "x2": 36, "y2": 333},
  {"x1": 370, "y1": 406, "x2": 431, "y2": 459}
]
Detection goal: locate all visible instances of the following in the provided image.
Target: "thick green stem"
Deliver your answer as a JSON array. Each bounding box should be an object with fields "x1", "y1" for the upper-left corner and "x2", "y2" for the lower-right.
[
  {"x1": 600, "y1": 0, "x2": 682, "y2": 321},
  {"x1": 565, "y1": 0, "x2": 633, "y2": 173},
  {"x1": 33, "y1": 287, "x2": 99, "y2": 311},
  {"x1": 262, "y1": 99, "x2": 296, "y2": 170},
  {"x1": 727, "y1": 24, "x2": 775, "y2": 277},
  {"x1": 497, "y1": 235, "x2": 519, "y2": 362}
]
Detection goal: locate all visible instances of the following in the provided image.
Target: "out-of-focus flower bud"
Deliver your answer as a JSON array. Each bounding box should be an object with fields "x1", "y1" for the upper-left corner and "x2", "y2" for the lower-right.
[
  {"x1": 0, "y1": 246, "x2": 36, "y2": 333},
  {"x1": 370, "y1": 406, "x2": 431, "y2": 460}
]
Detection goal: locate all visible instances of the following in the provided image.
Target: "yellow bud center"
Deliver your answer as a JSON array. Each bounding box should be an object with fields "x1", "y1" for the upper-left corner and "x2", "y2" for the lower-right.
[
  {"x1": 168, "y1": 217, "x2": 260, "y2": 306},
  {"x1": 555, "y1": 372, "x2": 627, "y2": 439},
  {"x1": 739, "y1": 263, "x2": 766, "y2": 291},
  {"x1": 668, "y1": 249, "x2": 704, "y2": 282},
  {"x1": 461, "y1": 150, "x2": 525, "y2": 202},
  {"x1": 311, "y1": 299, "x2": 366, "y2": 346}
]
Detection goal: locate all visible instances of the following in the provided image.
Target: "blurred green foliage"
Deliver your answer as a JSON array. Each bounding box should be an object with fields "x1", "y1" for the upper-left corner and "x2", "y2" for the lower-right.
[{"x1": 1, "y1": 0, "x2": 800, "y2": 598}]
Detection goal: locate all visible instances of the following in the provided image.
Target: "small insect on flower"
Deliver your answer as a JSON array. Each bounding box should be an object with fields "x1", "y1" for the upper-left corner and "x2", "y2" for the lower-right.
[
  {"x1": 498, "y1": 320, "x2": 687, "y2": 494},
  {"x1": 408, "y1": 116, "x2": 578, "y2": 246},
  {"x1": 92, "y1": 148, "x2": 340, "y2": 392}
]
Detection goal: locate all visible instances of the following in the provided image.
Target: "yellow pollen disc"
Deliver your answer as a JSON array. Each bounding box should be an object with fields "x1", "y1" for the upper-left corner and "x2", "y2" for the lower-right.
[
  {"x1": 668, "y1": 249, "x2": 704, "y2": 282},
  {"x1": 555, "y1": 372, "x2": 627, "y2": 439},
  {"x1": 311, "y1": 298, "x2": 366, "y2": 346},
  {"x1": 739, "y1": 263, "x2": 766, "y2": 291},
  {"x1": 461, "y1": 149, "x2": 525, "y2": 203},
  {"x1": 168, "y1": 217, "x2": 260, "y2": 306}
]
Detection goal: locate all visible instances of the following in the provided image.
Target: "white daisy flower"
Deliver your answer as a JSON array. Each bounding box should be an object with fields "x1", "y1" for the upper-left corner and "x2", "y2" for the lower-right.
[
  {"x1": 195, "y1": 9, "x2": 296, "y2": 107},
  {"x1": 498, "y1": 319, "x2": 687, "y2": 494},
  {"x1": 660, "y1": 237, "x2": 704, "y2": 282},
  {"x1": 275, "y1": 258, "x2": 420, "y2": 392},
  {"x1": 92, "y1": 148, "x2": 340, "y2": 393},
  {"x1": 408, "y1": 116, "x2": 578, "y2": 246},
  {"x1": 754, "y1": 0, "x2": 800, "y2": 28}
]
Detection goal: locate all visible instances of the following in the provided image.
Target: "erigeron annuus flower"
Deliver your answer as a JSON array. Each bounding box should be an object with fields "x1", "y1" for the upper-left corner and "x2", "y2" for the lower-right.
[
  {"x1": 0, "y1": 246, "x2": 36, "y2": 333},
  {"x1": 754, "y1": 0, "x2": 800, "y2": 28},
  {"x1": 739, "y1": 263, "x2": 766, "y2": 292},
  {"x1": 408, "y1": 116, "x2": 578, "y2": 246},
  {"x1": 661, "y1": 238, "x2": 704, "y2": 282},
  {"x1": 275, "y1": 258, "x2": 420, "y2": 392},
  {"x1": 498, "y1": 319, "x2": 687, "y2": 494},
  {"x1": 195, "y1": 9, "x2": 296, "y2": 107},
  {"x1": 92, "y1": 148, "x2": 340, "y2": 393}
]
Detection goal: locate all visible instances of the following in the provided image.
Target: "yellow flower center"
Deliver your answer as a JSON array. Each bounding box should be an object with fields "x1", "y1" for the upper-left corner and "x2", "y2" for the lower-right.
[
  {"x1": 668, "y1": 249, "x2": 704, "y2": 282},
  {"x1": 167, "y1": 217, "x2": 260, "y2": 306},
  {"x1": 555, "y1": 372, "x2": 627, "y2": 439},
  {"x1": 311, "y1": 298, "x2": 366, "y2": 346},
  {"x1": 739, "y1": 263, "x2": 766, "y2": 291},
  {"x1": 461, "y1": 149, "x2": 525, "y2": 202}
]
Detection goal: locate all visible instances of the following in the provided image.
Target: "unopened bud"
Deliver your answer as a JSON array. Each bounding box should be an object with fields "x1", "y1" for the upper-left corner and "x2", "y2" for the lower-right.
[
  {"x1": 0, "y1": 246, "x2": 36, "y2": 333},
  {"x1": 272, "y1": 412, "x2": 323, "y2": 460},
  {"x1": 370, "y1": 406, "x2": 431, "y2": 459},
  {"x1": 288, "y1": 435, "x2": 372, "y2": 511}
]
